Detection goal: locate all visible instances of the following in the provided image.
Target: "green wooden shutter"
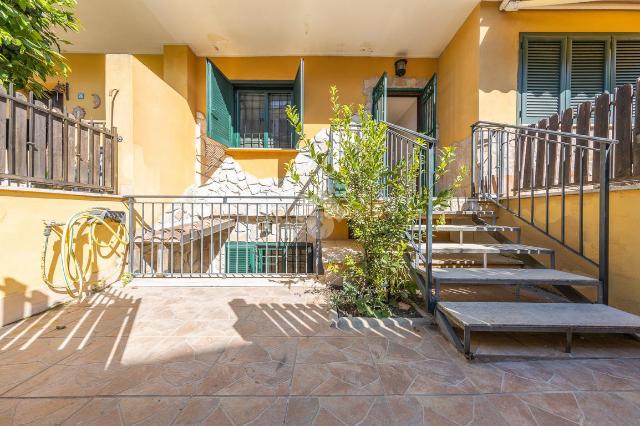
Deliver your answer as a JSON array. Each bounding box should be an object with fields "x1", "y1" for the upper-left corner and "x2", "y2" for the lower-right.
[
  {"x1": 522, "y1": 38, "x2": 564, "y2": 123},
  {"x1": 614, "y1": 39, "x2": 640, "y2": 86},
  {"x1": 615, "y1": 38, "x2": 640, "y2": 117},
  {"x1": 293, "y1": 59, "x2": 304, "y2": 138},
  {"x1": 225, "y1": 242, "x2": 257, "y2": 273},
  {"x1": 418, "y1": 73, "x2": 437, "y2": 138},
  {"x1": 206, "y1": 60, "x2": 235, "y2": 146},
  {"x1": 570, "y1": 39, "x2": 608, "y2": 111},
  {"x1": 372, "y1": 72, "x2": 387, "y2": 122}
]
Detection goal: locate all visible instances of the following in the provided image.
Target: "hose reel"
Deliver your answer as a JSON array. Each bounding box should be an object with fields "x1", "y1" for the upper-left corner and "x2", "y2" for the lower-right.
[{"x1": 41, "y1": 207, "x2": 129, "y2": 300}]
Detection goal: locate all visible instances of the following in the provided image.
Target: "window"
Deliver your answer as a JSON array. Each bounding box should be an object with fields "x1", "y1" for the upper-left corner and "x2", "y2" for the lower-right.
[
  {"x1": 236, "y1": 90, "x2": 294, "y2": 148},
  {"x1": 225, "y1": 242, "x2": 314, "y2": 273},
  {"x1": 519, "y1": 34, "x2": 640, "y2": 124},
  {"x1": 206, "y1": 59, "x2": 304, "y2": 148}
]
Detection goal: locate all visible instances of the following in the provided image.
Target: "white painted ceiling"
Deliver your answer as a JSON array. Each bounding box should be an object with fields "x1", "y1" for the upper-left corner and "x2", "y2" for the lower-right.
[{"x1": 61, "y1": 0, "x2": 480, "y2": 57}]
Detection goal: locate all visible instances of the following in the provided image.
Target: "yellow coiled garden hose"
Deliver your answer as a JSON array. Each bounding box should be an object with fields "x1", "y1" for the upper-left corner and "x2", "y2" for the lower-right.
[{"x1": 41, "y1": 208, "x2": 129, "y2": 300}]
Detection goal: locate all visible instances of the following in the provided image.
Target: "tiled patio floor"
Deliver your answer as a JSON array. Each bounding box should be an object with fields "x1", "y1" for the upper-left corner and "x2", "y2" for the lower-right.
[{"x1": 1, "y1": 284, "x2": 640, "y2": 425}]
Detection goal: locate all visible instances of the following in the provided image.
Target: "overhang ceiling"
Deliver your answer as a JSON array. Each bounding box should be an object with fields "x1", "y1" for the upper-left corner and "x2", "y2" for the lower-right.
[
  {"x1": 499, "y1": 0, "x2": 640, "y2": 10},
  {"x1": 61, "y1": 0, "x2": 480, "y2": 57}
]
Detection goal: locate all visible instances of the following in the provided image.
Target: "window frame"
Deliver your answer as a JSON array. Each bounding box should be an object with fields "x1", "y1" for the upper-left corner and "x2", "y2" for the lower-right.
[
  {"x1": 225, "y1": 241, "x2": 313, "y2": 273},
  {"x1": 232, "y1": 83, "x2": 294, "y2": 149},
  {"x1": 518, "y1": 32, "x2": 640, "y2": 124}
]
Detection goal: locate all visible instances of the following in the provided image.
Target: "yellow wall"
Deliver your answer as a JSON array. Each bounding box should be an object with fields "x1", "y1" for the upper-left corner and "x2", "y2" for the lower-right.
[
  {"x1": 195, "y1": 56, "x2": 438, "y2": 180},
  {"x1": 44, "y1": 53, "x2": 106, "y2": 121},
  {"x1": 0, "y1": 189, "x2": 127, "y2": 326},
  {"x1": 163, "y1": 46, "x2": 197, "y2": 117},
  {"x1": 106, "y1": 54, "x2": 196, "y2": 195},
  {"x1": 437, "y1": 5, "x2": 480, "y2": 150},
  {"x1": 134, "y1": 54, "x2": 164, "y2": 79},
  {"x1": 479, "y1": 2, "x2": 640, "y2": 124}
]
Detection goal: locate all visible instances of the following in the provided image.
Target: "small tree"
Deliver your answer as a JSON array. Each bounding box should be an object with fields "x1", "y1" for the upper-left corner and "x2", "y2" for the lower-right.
[
  {"x1": 286, "y1": 87, "x2": 465, "y2": 317},
  {"x1": 0, "y1": 0, "x2": 79, "y2": 95}
]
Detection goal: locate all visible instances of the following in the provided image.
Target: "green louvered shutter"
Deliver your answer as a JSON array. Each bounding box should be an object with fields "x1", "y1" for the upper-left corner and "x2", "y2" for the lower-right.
[
  {"x1": 225, "y1": 242, "x2": 257, "y2": 273},
  {"x1": 372, "y1": 72, "x2": 387, "y2": 122},
  {"x1": 293, "y1": 59, "x2": 304, "y2": 143},
  {"x1": 570, "y1": 39, "x2": 608, "y2": 111},
  {"x1": 522, "y1": 38, "x2": 563, "y2": 124},
  {"x1": 206, "y1": 60, "x2": 235, "y2": 146},
  {"x1": 615, "y1": 39, "x2": 640, "y2": 117},
  {"x1": 615, "y1": 39, "x2": 640, "y2": 86}
]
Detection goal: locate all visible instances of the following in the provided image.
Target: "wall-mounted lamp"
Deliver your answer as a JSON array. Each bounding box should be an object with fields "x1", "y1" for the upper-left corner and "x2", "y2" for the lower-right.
[{"x1": 394, "y1": 59, "x2": 408, "y2": 77}]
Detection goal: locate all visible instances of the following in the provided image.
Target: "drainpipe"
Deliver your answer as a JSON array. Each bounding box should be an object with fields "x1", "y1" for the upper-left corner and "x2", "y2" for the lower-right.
[{"x1": 109, "y1": 88, "x2": 119, "y2": 128}]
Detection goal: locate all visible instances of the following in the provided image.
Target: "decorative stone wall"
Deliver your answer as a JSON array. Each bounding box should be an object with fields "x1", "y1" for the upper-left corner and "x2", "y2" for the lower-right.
[{"x1": 192, "y1": 115, "x2": 329, "y2": 198}]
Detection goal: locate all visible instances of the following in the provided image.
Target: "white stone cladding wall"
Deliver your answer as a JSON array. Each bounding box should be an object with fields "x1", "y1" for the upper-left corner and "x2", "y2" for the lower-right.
[{"x1": 192, "y1": 128, "x2": 330, "y2": 198}]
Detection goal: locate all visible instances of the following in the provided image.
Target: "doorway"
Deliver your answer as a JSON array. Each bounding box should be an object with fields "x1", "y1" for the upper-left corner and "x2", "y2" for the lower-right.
[
  {"x1": 387, "y1": 93, "x2": 419, "y2": 131},
  {"x1": 371, "y1": 73, "x2": 437, "y2": 138}
]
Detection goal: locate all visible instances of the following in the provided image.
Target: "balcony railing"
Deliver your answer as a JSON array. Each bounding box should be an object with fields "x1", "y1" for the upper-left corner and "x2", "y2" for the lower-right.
[
  {"x1": 126, "y1": 195, "x2": 321, "y2": 277},
  {"x1": 0, "y1": 85, "x2": 118, "y2": 193}
]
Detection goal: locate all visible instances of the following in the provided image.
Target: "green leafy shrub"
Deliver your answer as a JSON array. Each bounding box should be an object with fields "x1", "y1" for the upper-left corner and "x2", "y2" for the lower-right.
[
  {"x1": 0, "y1": 0, "x2": 79, "y2": 95},
  {"x1": 286, "y1": 87, "x2": 465, "y2": 318}
]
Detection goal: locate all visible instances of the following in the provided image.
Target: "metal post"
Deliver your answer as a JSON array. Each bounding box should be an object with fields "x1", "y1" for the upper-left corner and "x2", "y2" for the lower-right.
[
  {"x1": 471, "y1": 125, "x2": 477, "y2": 197},
  {"x1": 127, "y1": 197, "x2": 134, "y2": 275},
  {"x1": 426, "y1": 142, "x2": 435, "y2": 313},
  {"x1": 315, "y1": 207, "x2": 323, "y2": 274},
  {"x1": 599, "y1": 143, "x2": 610, "y2": 305}
]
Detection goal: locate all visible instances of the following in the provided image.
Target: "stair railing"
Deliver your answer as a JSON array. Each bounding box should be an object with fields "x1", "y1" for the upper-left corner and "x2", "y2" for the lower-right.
[
  {"x1": 471, "y1": 115, "x2": 617, "y2": 303},
  {"x1": 384, "y1": 122, "x2": 436, "y2": 269}
]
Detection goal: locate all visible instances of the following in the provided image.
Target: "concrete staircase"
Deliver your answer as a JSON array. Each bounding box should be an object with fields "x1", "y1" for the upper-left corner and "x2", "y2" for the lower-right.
[{"x1": 408, "y1": 197, "x2": 640, "y2": 358}]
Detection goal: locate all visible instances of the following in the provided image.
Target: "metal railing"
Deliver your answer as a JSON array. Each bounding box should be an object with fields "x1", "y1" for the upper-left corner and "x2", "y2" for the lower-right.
[
  {"x1": 384, "y1": 122, "x2": 436, "y2": 269},
  {"x1": 126, "y1": 195, "x2": 321, "y2": 277},
  {"x1": 1, "y1": 85, "x2": 119, "y2": 193},
  {"x1": 472, "y1": 119, "x2": 617, "y2": 303}
]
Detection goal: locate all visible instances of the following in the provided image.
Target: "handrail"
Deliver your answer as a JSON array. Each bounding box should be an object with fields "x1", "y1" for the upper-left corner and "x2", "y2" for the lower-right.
[
  {"x1": 472, "y1": 121, "x2": 618, "y2": 146},
  {"x1": 385, "y1": 121, "x2": 438, "y2": 144},
  {"x1": 472, "y1": 115, "x2": 612, "y2": 304}
]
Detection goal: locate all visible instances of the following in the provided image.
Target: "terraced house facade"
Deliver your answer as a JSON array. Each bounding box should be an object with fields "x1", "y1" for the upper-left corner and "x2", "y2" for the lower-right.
[{"x1": 2, "y1": 0, "x2": 640, "y2": 329}]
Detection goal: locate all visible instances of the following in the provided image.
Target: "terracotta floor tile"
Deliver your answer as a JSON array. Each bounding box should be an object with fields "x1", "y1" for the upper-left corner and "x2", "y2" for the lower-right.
[
  {"x1": 296, "y1": 337, "x2": 372, "y2": 364},
  {"x1": 377, "y1": 360, "x2": 477, "y2": 395},
  {"x1": 285, "y1": 398, "x2": 320, "y2": 425},
  {"x1": 172, "y1": 397, "x2": 227, "y2": 425},
  {"x1": 0, "y1": 397, "x2": 90, "y2": 425},
  {"x1": 196, "y1": 361, "x2": 293, "y2": 396},
  {"x1": 576, "y1": 391, "x2": 640, "y2": 426},
  {"x1": 219, "y1": 396, "x2": 288, "y2": 425},
  {"x1": 291, "y1": 362, "x2": 383, "y2": 396},
  {"x1": 3, "y1": 284, "x2": 640, "y2": 424},
  {"x1": 219, "y1": 336, "x2": 298, "y2": 365}
]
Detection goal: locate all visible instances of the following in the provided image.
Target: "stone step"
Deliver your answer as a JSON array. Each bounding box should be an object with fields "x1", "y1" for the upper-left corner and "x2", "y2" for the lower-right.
[
  {"x1": 426, "y1": 243, "x2": 553, "y2": 256},
  {"x1": 435, "y1": 302, "x2": 640, "y2": 356},
  {"x1": 431, "y1": 268, "x2": 599, "y2": 287},
  {"x1": 432, "y1": 210, "x2": 496, "y2": 218},
  {"x1": 433, "y1": 224, "x2": 519, "y2": 233},
  {"x1": 432, "y1": 255, "x2": 524, "y2": 267},
  {"x1": 411, "y1": 224, "x2": 519, "y2": 236}
]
